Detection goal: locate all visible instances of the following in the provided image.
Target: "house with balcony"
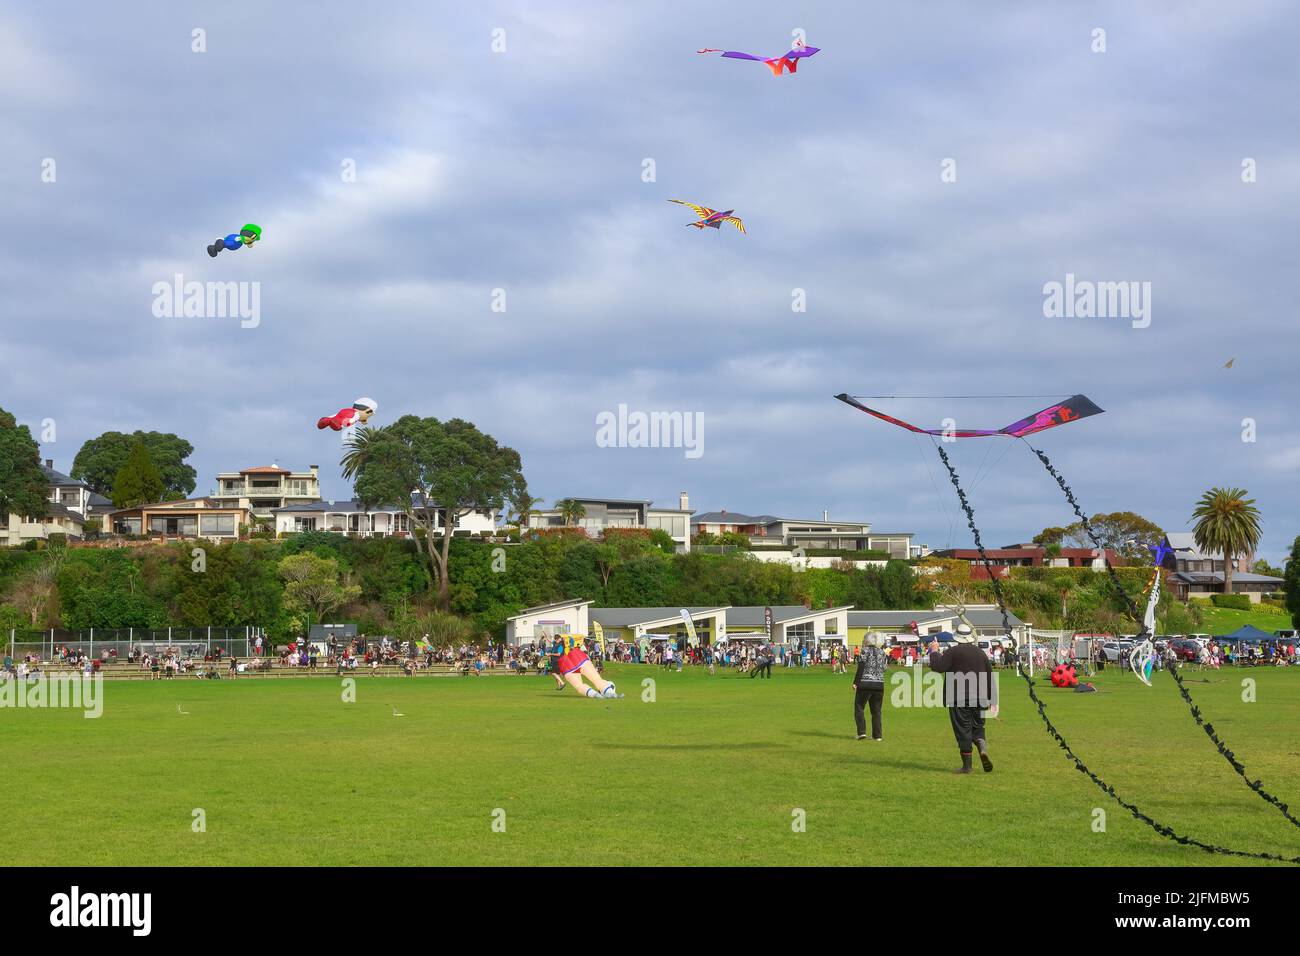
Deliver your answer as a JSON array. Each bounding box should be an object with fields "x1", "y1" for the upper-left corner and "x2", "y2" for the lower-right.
[
  {"x1": 273, "y1": 498, "x2": 497, "y2": 539},
  {"x1": 211, "y1": 464, "x2": 322, "y2": 520},
  {"x1": 1, "y1": 459, "x2": 107, "y2": 547},
  {"x1": 526, "y1": 494, "x2": 693, "y2": 552},
  {"x1": 691, "y1": 509, "x2": 915, "y2": 558}
]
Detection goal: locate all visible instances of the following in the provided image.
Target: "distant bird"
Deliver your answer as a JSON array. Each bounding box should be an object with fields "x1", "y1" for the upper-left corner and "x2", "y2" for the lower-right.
[
  {"x1": 391, "y1": 705, "x2": 405, "y2": 717},
  {"x1": 668, "y1": 199, "x2": 745, "y2": 234},
  {"x1": 1224, "y1": 358, "x2": 1234, "y2": 369}
]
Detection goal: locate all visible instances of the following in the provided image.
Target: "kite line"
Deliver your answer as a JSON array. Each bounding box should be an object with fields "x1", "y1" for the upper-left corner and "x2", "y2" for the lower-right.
[
  {"x1": 933, "y1": 441, "x2": 1299, "y2": 864},
  {"x1": 1022, "y1": 440, "x2": 1300, "y2": 832},
  {"x1": 834, "y1": 391, "x2": 1298, "y2": 861}
]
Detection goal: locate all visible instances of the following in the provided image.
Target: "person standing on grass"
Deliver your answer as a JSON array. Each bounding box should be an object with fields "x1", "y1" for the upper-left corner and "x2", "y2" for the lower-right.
[
  {"x1": 852, "y1": 635, "x2": 887, "y2": 741},
  {"x1": 927, "y1": 625, "x2": 994, "y2": 774}
]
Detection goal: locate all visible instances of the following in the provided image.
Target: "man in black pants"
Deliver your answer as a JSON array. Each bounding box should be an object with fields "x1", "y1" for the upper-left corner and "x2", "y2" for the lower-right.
[
  {"x1": 927, "y1": 624, "x2": 994, "y2": 773},
  {"x1": 852, "y1": 636, "x2": 886, "y2": 740},
  {"x1": 750, "y1": 642, "x2": 773, "y2": 678}
]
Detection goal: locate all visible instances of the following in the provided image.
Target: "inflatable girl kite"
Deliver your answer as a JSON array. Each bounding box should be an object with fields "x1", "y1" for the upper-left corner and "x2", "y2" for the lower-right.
[{"x1": 555, "y1": 633, "x2": 621, "y2": 699}]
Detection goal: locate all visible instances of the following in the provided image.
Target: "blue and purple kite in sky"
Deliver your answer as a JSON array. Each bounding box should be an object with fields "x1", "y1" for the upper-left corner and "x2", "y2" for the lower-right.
[
  {"x1": 699, "y1": 37, "x2": 820, "y2": 76},
  {"x1": 834, "y1": 393, "x2": 1105, "y2": 438}
]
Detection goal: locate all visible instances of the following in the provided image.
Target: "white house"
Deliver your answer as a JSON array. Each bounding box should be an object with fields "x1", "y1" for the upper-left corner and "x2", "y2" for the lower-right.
[
  {"x1": 527, "y1": 494, "x2": 693, "y2": 552},
  {"x1": 506, "y1": 599, "x2": 594, "y2": 645},
  {"x1": 212, "y1": 464, "x2": 322, "y2": 518},
  {"x1": 691, "y1": 509, "x2": 915, "y2": 559},
  {"x1": 273, "y1": 498, "x2": 497, "y2": 538},
  {"x1": 1, "y1": 460, "x2": 99, "y2": 547}
]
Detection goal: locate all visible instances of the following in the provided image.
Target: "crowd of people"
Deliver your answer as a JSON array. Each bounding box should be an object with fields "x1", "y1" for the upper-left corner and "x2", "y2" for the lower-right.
[{"x1": 7, "y1": 630, "x2": 1294, "y2": 683}]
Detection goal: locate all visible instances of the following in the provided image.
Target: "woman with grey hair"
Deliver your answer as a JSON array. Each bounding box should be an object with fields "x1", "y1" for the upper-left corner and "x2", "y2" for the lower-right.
[{"x1": 852, "y1": 635, "x2": 887, "y2": 740}]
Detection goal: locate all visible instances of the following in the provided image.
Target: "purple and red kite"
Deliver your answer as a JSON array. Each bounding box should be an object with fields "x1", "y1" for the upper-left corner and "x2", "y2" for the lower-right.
[
  {"x1": 834, "y1": 394, "x2": 1104, "y2": 439},
  {"x1": 701, "y1": 37, "x2": 820, "y2": 76}
]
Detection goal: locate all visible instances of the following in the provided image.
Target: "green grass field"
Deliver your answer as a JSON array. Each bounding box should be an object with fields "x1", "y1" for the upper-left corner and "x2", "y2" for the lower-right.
[
  {"x1": 1196, "y1": 603, "x2": 1293, "y2": 636},
  {"x1": 3, "y1": 664, "x2": 1298, "y2": 866}
]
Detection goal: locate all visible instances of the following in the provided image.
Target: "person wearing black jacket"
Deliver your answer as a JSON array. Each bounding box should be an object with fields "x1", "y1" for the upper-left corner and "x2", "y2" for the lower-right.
[
  {"x1": 927, "y1": 624, "x2": 994, "y2": 774},
  {"x1": 852, "y1": 636, "x2": 887, "y2": 740}
]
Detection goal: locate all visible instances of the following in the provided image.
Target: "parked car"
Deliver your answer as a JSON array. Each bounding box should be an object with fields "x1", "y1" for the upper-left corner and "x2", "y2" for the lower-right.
[
  {"x1": 1168, "y1": 638, "x2": 1201, "y2": 662},
  {"x1": 1099, "y1": 641, "x2": 1127, "y2": 663}
]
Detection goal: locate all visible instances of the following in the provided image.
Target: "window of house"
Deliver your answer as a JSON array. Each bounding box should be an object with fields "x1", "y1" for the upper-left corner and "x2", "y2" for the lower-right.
[{"x1": 200, "y1": 515, "x2": 236, "y2": 536}]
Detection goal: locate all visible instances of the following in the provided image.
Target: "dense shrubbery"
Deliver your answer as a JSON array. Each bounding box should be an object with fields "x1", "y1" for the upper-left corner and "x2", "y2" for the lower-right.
[
  {"x1": 0, "y1": 534, "x2": 1196, "y2": 640},
  {"x1": 1210, "y1": 593, "x2": 1253, "y2": 610}
]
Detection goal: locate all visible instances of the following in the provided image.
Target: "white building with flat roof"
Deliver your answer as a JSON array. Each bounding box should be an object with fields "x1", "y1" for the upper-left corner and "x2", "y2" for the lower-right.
[{"x1": 527, "y1": 494, "x2": 693, "y2": 552}]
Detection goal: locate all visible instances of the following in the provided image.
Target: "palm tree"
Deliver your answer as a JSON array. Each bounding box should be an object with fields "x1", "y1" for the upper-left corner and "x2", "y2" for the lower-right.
[
  {"x1": 1191, "y1": 487, "x2": 1262, "y2": 598},
  {"x1": 555, "y1": 497, "x2": 587, "y2": 528},
  {"x1": 340, "y1": 425, "x2": 382, "y2": 482},
  {"x1": 507, "y1": 493, "x2": 543, "y2": 532}
]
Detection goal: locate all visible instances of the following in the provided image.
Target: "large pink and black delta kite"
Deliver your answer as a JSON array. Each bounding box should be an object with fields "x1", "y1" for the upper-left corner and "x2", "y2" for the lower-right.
[
  {"x1": 699, "y1": 37, "x2": 820, "y2": 76},
  {"x1": 833, "y1": 393, "x2": 1104, "y2": 438}
]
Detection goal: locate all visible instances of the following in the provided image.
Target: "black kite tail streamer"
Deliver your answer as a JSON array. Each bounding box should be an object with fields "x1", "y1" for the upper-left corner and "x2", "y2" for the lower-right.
[
  {"x1": 933, "y1": 442, "x2": 1298, "y2": 865},
  {"x1": 1023, "y1": 440, "x2": 1300, "y2": 831}
]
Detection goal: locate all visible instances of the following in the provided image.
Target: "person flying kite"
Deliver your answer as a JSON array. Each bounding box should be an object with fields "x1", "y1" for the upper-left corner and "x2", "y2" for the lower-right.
[
  {"x1": 668, "y1": 200, "x2": 745, "y2": 234},
  {"x1": 317, "y1": 397, "x2": 378, "y2": 432},
  {"x1": 207, "y1": 223, "x2": 262, "y2": 257},
  {"x1": 700, "y1": 36, "x2": 820, "y2": 76},
  {"x1": 554, "y1": 633, "x2": 621, "y2": 699}
]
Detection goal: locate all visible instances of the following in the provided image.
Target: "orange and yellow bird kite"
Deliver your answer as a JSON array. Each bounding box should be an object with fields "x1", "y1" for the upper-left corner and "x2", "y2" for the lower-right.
[{"x1": 668, "y1": 199, "x2": 746, "y2": 234}]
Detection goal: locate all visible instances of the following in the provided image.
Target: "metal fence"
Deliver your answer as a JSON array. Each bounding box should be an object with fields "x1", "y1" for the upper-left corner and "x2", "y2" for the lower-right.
[{"x1": 5, "y1": 627, "x2": 263, "y2": 662}]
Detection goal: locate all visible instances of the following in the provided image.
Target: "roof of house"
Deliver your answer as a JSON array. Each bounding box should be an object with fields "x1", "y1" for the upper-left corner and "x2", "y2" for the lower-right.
[
  {"x1": 108, "y1": 497, "x2": 249, "y2": 516},
  {"x1": 692, "y1": 512, "x2": 876, "y2": 529},
  {"x1": 43, "y1": 502, "x2": 86, "y2": 523},
  {"x1": 273, "y1": 496, "x2": 492, "y2": 515},
  {"x1": 505, "y1": 598, "x2": 595, "y2": 621},
  {"x1": 1170, "y1": 571, "x2": 1282, "y2": 585},
  {"x1": 848, "y1": 607, "x2": 1026, "y2": 628},
  {"x1": 589, "y1": 606, "x2": 729, "y2": 628},
  {"x1": 1162, "y1": 532, "x2": 1252, "y2": 564},
  {"x1": 726, "y1": 605, "x2": 853, "y2": 627},
  {"x1": 540, "y1": 497, "x2": 653, "y2": 508},
  {"x1": 691, "y1": 511, "x2": 778, "y2": 525},
  {"x1": 41, "y1": 464, "x2": 87, "y2": 488},
  {"x1": 237, "y1": 466, "x2": 292, "y2": 475}
]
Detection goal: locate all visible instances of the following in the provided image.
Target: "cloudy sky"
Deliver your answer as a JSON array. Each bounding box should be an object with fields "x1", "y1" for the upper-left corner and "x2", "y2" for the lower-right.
[{"x1": 3, "y1": 1, "x2": 1297, "y2": 561}]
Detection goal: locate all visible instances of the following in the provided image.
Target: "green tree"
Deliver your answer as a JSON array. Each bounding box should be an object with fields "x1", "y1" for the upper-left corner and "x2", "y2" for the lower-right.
[
  {"x1": 1284, "y1": 536, "x2": 1300, "y2": 629},
  {"x1": 342, "y1": 417, "x2": 527, "y2": 611},
  {"x1": 1062, "y1": 511, "x2": 1164, "y2": 563},
  {"x1": 278, "y1": 552, "x2": 360, "y2": 631},
  {"x1": 1033, "y1": 526, "x2": 1067, "y2": 547},
  {"x1": 0, "y1": 407, "x2": 49, "y2": 521},
  {"x1": 1191, "y1": 487, "x2": 1262, "y2": 598},
  {"x1": 111, "y1": 442, "x2": 166, "y2": 508},
  {"x1": 72, "y1": 431, "x2": 197, "y2": 498},
  {"x1": 555, "y1": 498, "x2": 587, "y2": 528},
  {"x1": 879, "y1": 560, "x2": 916, "y2": 609},
  {"x1": 1251, "y1": 558, "x2": 1283, "y2": 577}
]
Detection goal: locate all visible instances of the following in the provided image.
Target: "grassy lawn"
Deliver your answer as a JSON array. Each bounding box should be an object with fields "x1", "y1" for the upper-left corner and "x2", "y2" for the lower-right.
[
  {"x1": 1195, "y1": 603, "x2": 1293, "y2": 636},
  {"x1": 2, "y1": 664, "x2": 1298, "y2": 866}
]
